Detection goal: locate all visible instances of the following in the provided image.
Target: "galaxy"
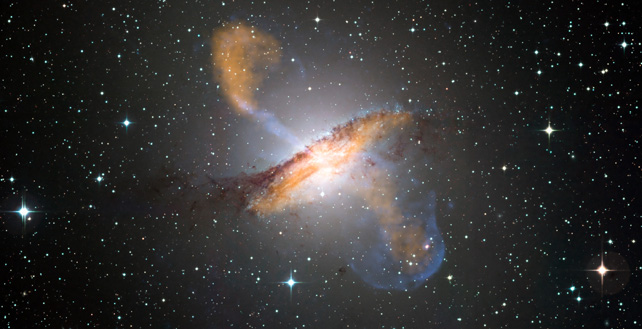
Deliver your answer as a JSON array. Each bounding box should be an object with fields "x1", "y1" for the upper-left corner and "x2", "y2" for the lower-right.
[
  {"x1": 1, "y1": 1, "x2": 640, "y2": 328},
  {"x1": 215, "y1": 109, "x2": 445, "y2": 290}
]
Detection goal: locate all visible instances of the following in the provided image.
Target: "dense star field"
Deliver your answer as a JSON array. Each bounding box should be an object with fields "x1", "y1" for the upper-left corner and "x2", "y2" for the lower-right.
[{"x1": 1, "y1": 0, "x2": 640, "y2": 328}]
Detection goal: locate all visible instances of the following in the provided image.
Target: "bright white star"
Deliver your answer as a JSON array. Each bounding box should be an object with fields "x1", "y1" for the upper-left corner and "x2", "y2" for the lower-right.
[
  {"x1": 314, "y1": 17, "x2": 320, "y2": 23},
  {"x1": 123, "y1": 119, "x2": 130, "y2": 127},
  {"x1": 9, "y1": 196, "x2": 40, "y2": 234},
  {"x1": 545, "y1": 126, "x2": 554, "y2": 135},
  {"x1": 19, "y1": 207, "x2": 29, "y2": 217},
  {"x1": 282, "y1": 271, "x2": 299, "y2": 299}
]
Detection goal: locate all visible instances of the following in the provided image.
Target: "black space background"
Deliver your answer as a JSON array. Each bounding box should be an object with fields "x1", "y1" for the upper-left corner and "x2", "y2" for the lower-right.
[{"x1": 1, "y1": 1, "x2": 640, "y2": 328}]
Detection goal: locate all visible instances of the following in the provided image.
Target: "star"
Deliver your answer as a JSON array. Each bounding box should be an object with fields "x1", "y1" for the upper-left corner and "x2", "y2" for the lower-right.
[
  {"x1": 96, "y1": 175, "x2": 103, "y2": 182},
  {"x1": 281, "y1": 271, "x2": 299, "y2": 299},
  {"x1": 597, "y1": 264, "x2": 608, "y2": 276},
  {"x1": 314, "y1": 17, "x2": 320, "y2": 23},
  {"x1": 15, "y1": 197, "x2": 32, "y2": 220},
  {"x1": 122, "y1": 118, "x2": 132, "y2": 132},
  {"x1": 542, "y1": 122, "x2": 558, "y2": 146},
  {"x1": 621, "y1": 41, "x2": 628, "y2": 50},
  {"x1": 8, "y1": 196, "x2": 39, "y2": 235},
  {"x1": 284, "y1": 273, "x2": 297, "y2": 288},
  {"x1": 588, "y1": 239, "x2": 619, "y2": 297},
  {"x1": 543, "y1": 122, "x2": 557, "y2": 136},
  {"x1": 19, "y1": 207, "x2": 29, "y2": 217}
]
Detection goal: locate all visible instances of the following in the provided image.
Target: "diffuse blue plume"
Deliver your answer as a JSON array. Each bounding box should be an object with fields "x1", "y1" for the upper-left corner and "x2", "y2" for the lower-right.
[
  {"x1": 252, "y1": 109, "x2": 301, "y2": 147},
  {"x1": 350, "y1": 191, "x2": 445, "y2": 290}
]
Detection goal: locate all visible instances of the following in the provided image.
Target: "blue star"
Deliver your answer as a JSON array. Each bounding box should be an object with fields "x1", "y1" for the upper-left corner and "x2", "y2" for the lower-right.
[
  {"x1": 18, "y1": 207, "x2": 29, "y2": 217},
  {"x1": 11, "y1": 196, "x2": 39, "y2": 234},
  {"x1": 281, "y1": 271, "x2": 299, "y2": 299}
]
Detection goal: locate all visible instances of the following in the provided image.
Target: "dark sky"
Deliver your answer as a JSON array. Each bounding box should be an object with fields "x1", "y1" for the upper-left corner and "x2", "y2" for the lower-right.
[{"x1": 1, "y1": 0, "x2": 640, "y2": 328}]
